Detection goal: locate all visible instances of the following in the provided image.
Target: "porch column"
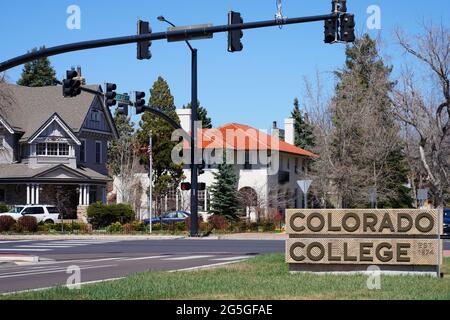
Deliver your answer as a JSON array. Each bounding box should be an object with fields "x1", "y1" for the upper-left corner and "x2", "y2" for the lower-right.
[
  {"x1": 79, "y1": 185, "x2": 84, "y2": 206},
  {"x1": 35, "y1": 184, "x2": 40, "y2": 205},
  {"x1": 204, "y1": 190, "x2": 208, "y2": 212},
  {"x1": 86, "y1": 185, "x2": 90, "y2": 205},
  {"x1": 26, "y1": 184, "x2": 30, "y2": 205},
  {"x1": 165, "y1": 195, "x2": 168, "y2": 212},
  {"x1": 30, "y1": 184, "x2": 35, "y2": 205}
]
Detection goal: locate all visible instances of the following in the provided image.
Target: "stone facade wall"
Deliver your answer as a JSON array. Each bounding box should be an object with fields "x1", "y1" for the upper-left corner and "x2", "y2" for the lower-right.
[{"x1": 77, "y1": 206, "x2": 88, "y2": 223}]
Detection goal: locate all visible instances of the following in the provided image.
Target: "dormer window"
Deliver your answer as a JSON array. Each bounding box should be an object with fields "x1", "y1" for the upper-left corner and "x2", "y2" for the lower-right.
[
  {"x1": 90, "y1": 110, "x2": 100, "y2": 122},
  {"x1": 36, "y1": 142, "x2": 70, "y2": 156}
]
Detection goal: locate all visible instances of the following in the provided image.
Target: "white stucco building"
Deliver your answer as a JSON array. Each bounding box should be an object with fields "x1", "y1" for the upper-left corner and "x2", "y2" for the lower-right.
[{"x1": 114, "y1": 109, "x2": 317, "y2": 221}]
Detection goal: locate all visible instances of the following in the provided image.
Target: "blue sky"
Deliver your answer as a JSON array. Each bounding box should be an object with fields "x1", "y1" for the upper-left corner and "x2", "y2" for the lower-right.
[{"x1": 1, "y1": 0, "x2": 449, "y2": 131}]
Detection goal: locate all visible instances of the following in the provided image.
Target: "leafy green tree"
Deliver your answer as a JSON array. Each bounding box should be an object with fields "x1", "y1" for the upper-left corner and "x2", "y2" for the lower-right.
[
  {"x1": 209, "y1": 156, "x2": 240, "y2": 221},
  {"x1": 183, "y1": 101, "x2": 213, "y2": 129},
  {"x1": 17, "y1": 47, "x2": 58, "y2": 87},
  {"x1": 137, "y1": 77, "x2": 184, "y2": 213},
  {"x1": 291, "y1": 98, "x2": 315, "y2": 150}
]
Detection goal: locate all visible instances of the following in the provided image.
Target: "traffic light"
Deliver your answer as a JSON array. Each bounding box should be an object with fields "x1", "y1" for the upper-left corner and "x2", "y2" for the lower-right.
[
  {"x1": 324, "y1": 18, "x2": 338, "y2": 44},
  {"x1": 228, "y1": 11, "x2": 243, "y2": 52},
  {"x1": 134, "y1": 91, "x2": 146, "y2": 114},
  {"x1": 105, "y1": 83, "x2": 117, "y2": 107},
  {"x1": 338, "y1": 0, "x2": 347, "y2": 13},
  {"x1": 117, "y1": 103, "x2": 128, "y2": 117},
  {"x1": 62, "y1": 70, "x2": 81, "y2": 98},
  {"x1": 181, "y1": 182, "x2": 192, "y2": 191},
  {"x1": 137, "y1": 20, "x2": 152, "y2": 60},
  {"x1": 340, "y1": 13, "x2": 355, "y2": 43},
  {"x1": 198, "y1": 183, "x2": 206, "y2": 191}
]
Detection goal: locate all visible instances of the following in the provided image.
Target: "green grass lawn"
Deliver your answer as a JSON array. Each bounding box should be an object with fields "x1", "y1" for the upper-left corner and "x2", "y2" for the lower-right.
[{"x1": 3, "y1": 254, "x2": 450, "y2": 300}]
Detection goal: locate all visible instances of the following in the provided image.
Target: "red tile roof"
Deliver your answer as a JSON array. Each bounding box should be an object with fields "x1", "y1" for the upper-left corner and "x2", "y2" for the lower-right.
[{"x1": 187, "y1": 123, "x2": 317, "y2": 158}]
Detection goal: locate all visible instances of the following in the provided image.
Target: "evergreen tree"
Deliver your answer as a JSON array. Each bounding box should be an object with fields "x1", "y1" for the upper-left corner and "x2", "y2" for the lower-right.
[
  {"x1": 17, "y1": 47, "x2": 58, "y2": 87},
  {"x1": 291, "y1": 98, "x2": 315, "y2": 150},
  {"x1": 137, "y1": 77, "x2": 184, "y2": 211},
  {"x1": 209, "y1": 156, "x2": 240, "y2": 221},
  {"x1": 183, "y1": 101, "x2": 213, "y2": 129},
  {"x1": 330, "y1": 34, "x2": 412, "y2": 208}
]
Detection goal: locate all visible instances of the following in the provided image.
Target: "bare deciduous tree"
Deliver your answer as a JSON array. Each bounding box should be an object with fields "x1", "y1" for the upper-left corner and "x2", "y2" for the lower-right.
[{"x1": 393, "y1": 23, "x2": 450, "y2": 207}]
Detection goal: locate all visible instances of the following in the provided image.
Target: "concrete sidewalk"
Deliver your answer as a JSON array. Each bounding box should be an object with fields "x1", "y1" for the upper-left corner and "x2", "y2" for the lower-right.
[{"x1": 0, "y1": 234, "x2": 186, "y2": 241}]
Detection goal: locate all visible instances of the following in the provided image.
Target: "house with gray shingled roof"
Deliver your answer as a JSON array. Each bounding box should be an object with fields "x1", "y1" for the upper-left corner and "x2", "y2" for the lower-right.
[{"x1": 0, "y1": 82, "x2": 118, "y2": 220}]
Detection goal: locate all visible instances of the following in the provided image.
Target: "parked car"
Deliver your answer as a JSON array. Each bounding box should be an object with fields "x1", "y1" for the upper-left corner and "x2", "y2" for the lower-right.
[
  {"x1": 143, "y1": 211, "x2": 190, "y2": 226},
  {"x1": 444, "y1": 208, "x2": 450, "y2": 235},
  {"x1": 0, "y1": 205, "x2": 61, "y2": 224}
]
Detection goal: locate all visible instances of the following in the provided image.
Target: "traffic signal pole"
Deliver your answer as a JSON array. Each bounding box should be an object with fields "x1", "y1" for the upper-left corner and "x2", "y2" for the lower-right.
[
  {"x1": 191, "y1": 48, "x2": 199, "y2": 236},
  {"x1": 0, "y1": 13, "x2": 338, "y2": 73}
]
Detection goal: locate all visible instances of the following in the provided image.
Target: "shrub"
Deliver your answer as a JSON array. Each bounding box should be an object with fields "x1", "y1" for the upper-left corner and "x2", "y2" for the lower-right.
[
  {"x1": 87, "y1": 203, "x2": 135, "y2": 229},
  {"x1": 249, "y1": 222, "x2": 259, "y2": 232},
  {"x1": 261, "y1": 220, "x2": 276, "y2": 232},
  {"x1": 131, "y1": 220, "x2": 145, "y2": 232},
  {"x1": 209, "y1": 215, "x2": 230, "y2": 231},
  {"x1": 152, "y1": 223, "x2": 161, "y2": 231},
  {"x1": 185, "y1": 216, "x2": 204, "y2": 232},
  {"x1": 106, "y1": 222, "x2": 123, "y2": 233},
  {"x1": 17, "y1": 216, "x2": 38, "y2": 232},
  {"x1": 0, "y1": 216, "x2": 16, "y2": 232},
  {"x1": 0, "y1": 203, "x2": 8, "y2": 213}
]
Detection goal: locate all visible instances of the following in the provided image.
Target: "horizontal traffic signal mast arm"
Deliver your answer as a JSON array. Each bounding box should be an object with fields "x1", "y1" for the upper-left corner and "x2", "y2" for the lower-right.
[
  {"x1": 136, "y1": 105, "x2": 183, "y2": 132},
  {"x1": 0, "y1": 13, "x2": 339, "y2": 72}
]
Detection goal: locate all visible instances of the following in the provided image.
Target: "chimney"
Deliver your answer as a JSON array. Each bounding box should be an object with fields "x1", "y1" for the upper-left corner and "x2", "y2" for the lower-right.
[
  {"x1": 284, "y1": 118, "x2": 295, "y2": 145},
  {"x1": 75, "y1": 66, "x2": 86, "y2": 85},
  {"x1": 271, "y1": 121, "x2": 285, "y2": 141},
  {"x1": 176, "y1": 108, "x2": 191, "y2": 133}
]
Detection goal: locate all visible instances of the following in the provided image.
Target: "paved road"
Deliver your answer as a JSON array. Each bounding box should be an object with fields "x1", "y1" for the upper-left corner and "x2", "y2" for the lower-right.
[{"x1": 0, "y1": 239, "x2": 284, "y2": 294}]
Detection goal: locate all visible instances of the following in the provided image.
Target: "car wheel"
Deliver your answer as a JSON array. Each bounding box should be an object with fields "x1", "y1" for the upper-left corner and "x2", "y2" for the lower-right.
[{"x1": 44, "y1": 219, "x2": 55, "y2": 224}]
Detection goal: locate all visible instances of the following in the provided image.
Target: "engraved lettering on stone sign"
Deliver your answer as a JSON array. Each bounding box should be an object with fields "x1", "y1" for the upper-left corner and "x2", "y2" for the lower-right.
[
  {"x1": 286, "y1": 209, "x2": 439, "y2": 236},
  {"x1": 286, "y1": 239, "x2": 439, "y2": 265}
]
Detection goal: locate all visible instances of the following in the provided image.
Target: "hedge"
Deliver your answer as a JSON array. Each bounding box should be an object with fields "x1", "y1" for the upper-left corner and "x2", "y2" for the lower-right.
[{"x1": 87, "y1": 202, "x2": 135, "y2": 229}]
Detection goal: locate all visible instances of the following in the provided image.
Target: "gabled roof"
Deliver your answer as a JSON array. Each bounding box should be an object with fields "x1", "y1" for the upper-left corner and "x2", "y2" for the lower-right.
[
  {"x1": 28, "y1": 113, "x2": 81, "y2": 145},
  {"x1": 0, "y1": 115, "x2": 15, "y2": 134},
  {"x1": 0, "y1": 82, "x2": 117, "y2": 141},
  {"x1": 188, "y1": 123, "x2": 317, "y2": 158}
]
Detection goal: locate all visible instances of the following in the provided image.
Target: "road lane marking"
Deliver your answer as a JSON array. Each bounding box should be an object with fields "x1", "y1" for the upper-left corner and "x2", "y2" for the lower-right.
[
  {"x1": 0, "y1": 264, "x2": 118, "y2": 279},
  {"x1": 0, "y1": 248, "x2": 51, "y2": 252},
  {"x1": 16, "y1": 245, "x2": 73, "y2": 249},
  {"x1": 163, "y1": 255, "x2": 214, "y2": 261},
  {"x1": 120, "y1": 256, "x2": 168, "y2": 261},
  {"x1": 211, "y1": 256, "x2": 251, "y2": 261}
]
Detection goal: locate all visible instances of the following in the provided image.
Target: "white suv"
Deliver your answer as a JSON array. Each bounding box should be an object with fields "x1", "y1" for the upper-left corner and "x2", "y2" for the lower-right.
[{"x1": 0, "y1": 205, "x2": 62, "y2": 224}]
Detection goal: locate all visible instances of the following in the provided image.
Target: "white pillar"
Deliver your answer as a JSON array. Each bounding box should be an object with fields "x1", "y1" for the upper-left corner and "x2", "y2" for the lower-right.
[
  {"x1": 30, "y1": 184, "x2": 35, "y2": 205},
  {"x1": 176, "y1": 191, "x2": 179, "y2": 211},
  {"x1": 86, "y1": 185, "x2": 90, "y2": 205},
  {"x1": 204, "y1": 190, "x2": 208, "y2": 212},
  {"x1": 26, "y1": 184, "x2": 30, "y2": 205},
  {"x1": 165, "y1": 195, "x2": 168, "y2": 212},
  {"x1": 78, "y1": 185, "x2": 82, "y2": 206},
  {"x1": 35, "y1": 184, "x2": 40, "y2": 205}
]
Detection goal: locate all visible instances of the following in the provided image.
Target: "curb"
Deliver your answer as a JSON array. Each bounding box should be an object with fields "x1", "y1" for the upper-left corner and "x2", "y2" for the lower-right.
[{"x1": 0, "y1": 235, "x2": 186, "y2": 241}]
